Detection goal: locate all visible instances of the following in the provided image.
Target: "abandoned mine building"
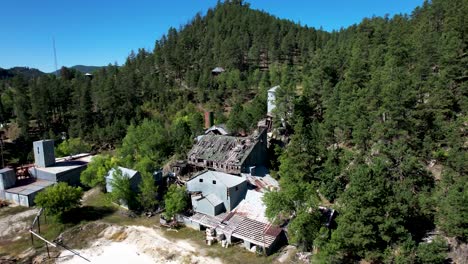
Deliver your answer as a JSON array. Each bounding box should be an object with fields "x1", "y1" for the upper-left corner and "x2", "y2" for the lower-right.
[
  {"x1": 187, "y1": 127, "x2": 267, "y2": 175},
  {"x1": 0, "y1": 139, "x2": 93, "y2": 207},
  {"x1": 187, "y1": 170, "x2": 248, "y2": 216},
  {"x1": 29, "y1": 140, "x2": 92, "y2": 186},
  {"x1": 184, "y1": 170, "x2": 284, "y2": 255}
]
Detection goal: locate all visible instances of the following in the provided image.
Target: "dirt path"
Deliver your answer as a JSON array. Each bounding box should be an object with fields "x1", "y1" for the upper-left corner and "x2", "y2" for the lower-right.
[
  {"x1": 57, "y1": 224, "x2": 223, "y2": 264},
  {"x1": 0, "y1": 208, "x2": 37, "y2": 239}
]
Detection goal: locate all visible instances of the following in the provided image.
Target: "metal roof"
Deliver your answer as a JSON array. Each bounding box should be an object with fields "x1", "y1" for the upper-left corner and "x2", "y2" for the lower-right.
[
  {"x1": 32, "y1": 153, "x2": 92, "y2": 174},
  {"x1": 212, "y1": 67, "x2": 225, "y2": 73},
  {"x1": 0, "y1": 167, "x2": 13, "y2": 174},
  {"x1": 190, "y1": 212, "x2": 228, "y2": 229},
  {"x1": 233, "y1": 190, "x2": 269, "y2": 223},
  {"x1": 189, "y1": 212, "x2": 282, "y2": 248},
  {"x1": 243, "y1": 173, "x2": 280, "y2": 192},
  {"x1": 5, "y1": 179, "x2": 54, "y2": 196},
  {"x1": 106, "y1": 166, "x2": 139, "y2": 180},
  {"x1": 204, "y1": 193, "x2": 223, "y2": 207},
  {"x1": 187, "y1": 171, "x2": 246, "y2": 188},
  {"x1": 188, "y1": 134, "x2": 258, "y2": 166},
  {"x1": 232, "y1": 218, "x2": 282, "y2": 248},
  {"x1": 217, "y1": 212, "x2": 244, "y2": 236}
]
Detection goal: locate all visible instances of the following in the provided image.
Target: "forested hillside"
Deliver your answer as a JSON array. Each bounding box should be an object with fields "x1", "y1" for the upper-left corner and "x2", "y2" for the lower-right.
[
  {"x1": 0, "y1": 67, "x2": 44, "y2": 80},
  {"x1": 0, "y1": 0, "x2": 466, "y2": 262},
  {"x1": 51, "y1": 65, "x2": 102, "y2": 75}
]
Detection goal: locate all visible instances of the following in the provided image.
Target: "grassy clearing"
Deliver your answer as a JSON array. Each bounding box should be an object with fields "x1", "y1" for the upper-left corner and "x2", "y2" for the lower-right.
[
  {"x1": 59, "y1": 222, "x2": 109, "y2": 249},
  {"x1": 0, "y1": 205, "x2": 30, "y2": 218},
  {"x1": 0, "y1": 209, "x2": 51, "y2": 258},
  {"x1": 81, "y1": 188, "x2": 158, "y2": 227},
  {"x1": 204, "y1": 242, "x2": 278, "y2": 264},
  {"x1": 161, "y1": 225, "x2": 206, "y2": 241},
  {"x1": 1, "y1": 189, "x2": 281, "y2": 264},
  {"x1": 0, "y1": 234, "x2": 37, "y2": 258}
]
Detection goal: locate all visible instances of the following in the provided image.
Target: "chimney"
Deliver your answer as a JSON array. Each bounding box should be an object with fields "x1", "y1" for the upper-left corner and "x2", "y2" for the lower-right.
[{"x1": 204, "y1": 111, "x2": 214, "y2": 129}]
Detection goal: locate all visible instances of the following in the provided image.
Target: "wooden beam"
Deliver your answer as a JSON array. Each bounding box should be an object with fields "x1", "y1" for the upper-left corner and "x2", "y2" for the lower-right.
[{"x1": 29, "y1": 230, "x2": 57, "y2": 247}]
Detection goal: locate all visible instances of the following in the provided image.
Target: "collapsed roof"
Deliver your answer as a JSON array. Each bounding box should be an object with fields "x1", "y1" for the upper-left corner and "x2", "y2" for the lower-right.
[{"x1": 188, "y1": 134, "x2": 258, "y2": 167}]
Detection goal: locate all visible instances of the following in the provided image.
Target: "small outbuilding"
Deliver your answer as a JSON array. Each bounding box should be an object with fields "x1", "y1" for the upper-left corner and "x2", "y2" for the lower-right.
[
  {"x1": 187, "y1": 171, "x2": 247, "y2": 216},
  {"x1": 211, "y1": 67, "x2": 225, "y2": 76},
  {"x1": 105, "y1": 167, "x2": 142, "y2": 193}
]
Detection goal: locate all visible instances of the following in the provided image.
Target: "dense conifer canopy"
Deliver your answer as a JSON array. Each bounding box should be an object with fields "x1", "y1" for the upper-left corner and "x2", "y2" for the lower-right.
[{"x1": 1, "y1": 0, "x2": 466, "y2": 261}]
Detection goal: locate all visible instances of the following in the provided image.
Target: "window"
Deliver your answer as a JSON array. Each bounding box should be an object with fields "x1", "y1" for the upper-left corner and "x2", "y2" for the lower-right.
[
  {"x1": 212, "y1": 180, "x2": 216, "y2": 184},
  {"x1": 199, "y1": 179, "x2": 203, "y2": 183},
  {"x1": 235, "y1": 186, "x2": 238, "y2": 191}
]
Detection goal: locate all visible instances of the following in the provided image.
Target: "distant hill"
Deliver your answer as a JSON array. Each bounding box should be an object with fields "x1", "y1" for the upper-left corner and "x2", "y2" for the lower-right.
[
  {"x1": 0, "y1": 67, "x2": 45, "y2": 80},
  {"x1": 52, "y1": 65, "x2": 103, "y2": 75}
]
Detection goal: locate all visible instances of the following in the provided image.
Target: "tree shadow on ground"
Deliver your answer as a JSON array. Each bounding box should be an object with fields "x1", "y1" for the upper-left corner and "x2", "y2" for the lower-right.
[{"x1": 61, "y1": 206, "x2": 116, "y2": 224}]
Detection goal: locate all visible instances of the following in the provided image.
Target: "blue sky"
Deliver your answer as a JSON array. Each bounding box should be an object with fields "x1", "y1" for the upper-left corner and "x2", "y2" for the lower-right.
[{"x1": 1, "y1": 0, "x2": 424, "y2": 73}]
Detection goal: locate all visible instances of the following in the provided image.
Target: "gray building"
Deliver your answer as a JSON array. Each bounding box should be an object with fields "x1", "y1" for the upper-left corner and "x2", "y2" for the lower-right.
[
  {"x1": 29, "y1": 154, "x2": 93, "y2": 186},
  {"x1": 0, "y1": 168, "x2": 16, "y2": 200},
  {"x1": 3, "y1": 179, "x2": 54, "y2": 207},
  {"x1": 105, "y1": 167, "x2": 141, "y2": 193},
  {"x1": 186, "y1": 171, "x2": 247, "y2": 216},
  {"x1": 29, "y1": 139, "x2": 93, "y2": 186},
  {"x1": 188, "y1": 128, "x2": 267, "y2": 175},
  {"x1": 1, "y1": 140, "x2": 93, "y2": 207}
]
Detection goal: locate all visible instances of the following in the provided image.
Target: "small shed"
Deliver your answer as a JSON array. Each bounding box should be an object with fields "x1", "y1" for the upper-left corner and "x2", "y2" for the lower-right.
[
  {"x1": 191, "y1": 193, "x2": 225, "y2": 216},
  {"x1": 187, "y1": 171, "x2": 248, "y2": 216},
  {"x1": 105, "y1": 167, "x2": 141, "y2": 193}
]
